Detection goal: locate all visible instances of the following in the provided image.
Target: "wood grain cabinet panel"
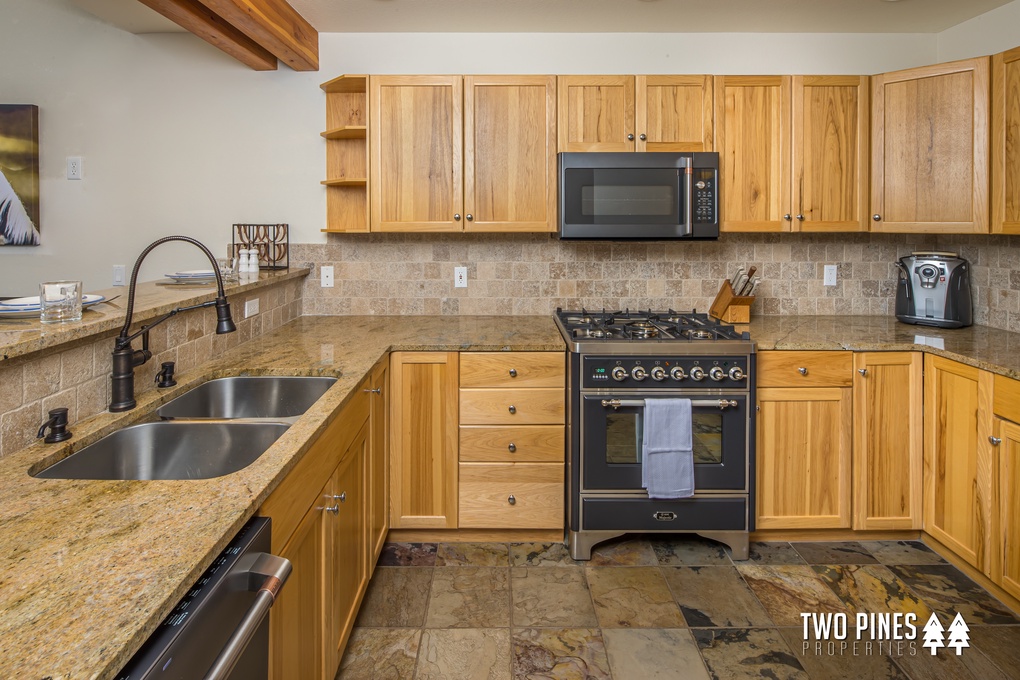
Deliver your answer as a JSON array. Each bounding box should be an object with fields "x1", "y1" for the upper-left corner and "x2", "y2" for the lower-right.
[
  {"x1": 558, "y1": 75, "x2": 635, "y2": 152},
  {"x1": 852, "y1": 352, "x2": 923, "y2": 530},
  {"x1": 994, "y1": 417, "x2": 1020, "y2": 600},
  {"x1": 635, "y1": 75, "x2": 714, "y2": 152},
  {"x1": 460, "y1": 388, "x2": 565, "y2": 425},
  {"x1": 992, "y1": 46, "x2": 1020, "y2": 234},
  {"x1": 871, "y1": 57, "x2": 990, "y2": 233},
  {"x1": 923, "y1": 355, "x2": 994, "y2": 572},
  {"x1": 459, "y1": 463, "x2": 564, "y2": 528},
  {"x1": 460, "y1": 351, "x2": 565, "y2": 388},
  {"x1": 756, "y1": 350, "x2": 853, "y2": 387},
  {"x1": 366, "y1": 359, "x2": 389, "y2": 573},
  {"x1": 460, "y1": 425, "x2": 564, "y2": 463}
]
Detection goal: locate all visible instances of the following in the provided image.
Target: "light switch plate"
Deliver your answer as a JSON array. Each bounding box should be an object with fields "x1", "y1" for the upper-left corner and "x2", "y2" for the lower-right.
[
  {"x1": 112, "y1": 264, "x2": 126, "y2": 287},
  {"x1": 823, "y1": 264, "x2": 838, "y2": 286},
  {"x1": 321, "y1": 265, "x2": 334, "y2": 288}
]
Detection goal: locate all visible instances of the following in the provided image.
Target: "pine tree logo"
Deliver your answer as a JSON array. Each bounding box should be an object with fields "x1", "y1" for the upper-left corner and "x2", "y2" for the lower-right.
[
  {"x1": 947, "y1": 612, "x2": 971, "y2": 655},
  {"x1": 922, "y1": 612, "x2": 945, "y2": 655}
]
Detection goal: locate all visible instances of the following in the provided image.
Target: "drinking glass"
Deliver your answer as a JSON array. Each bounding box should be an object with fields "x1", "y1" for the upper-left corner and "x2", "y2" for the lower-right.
[{"x1": 40, "y1": 280, "x2": 83, "y2": 323}]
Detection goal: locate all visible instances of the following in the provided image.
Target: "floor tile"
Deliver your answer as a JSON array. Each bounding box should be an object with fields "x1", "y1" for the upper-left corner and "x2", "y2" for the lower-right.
[
  {"x1": 425, "y1": 567, "x2": 510, "y2": 628},
  {"x1": 860, "y1": 541, "x2": 948, "y2": 566},
  {"x1": 415, "y1": 628, "x2": 511, "y2": 680},
  {"x1": 436, "y1": 542, "x2": 509, "y2": 566},
  {"x1": 968, "y1": 625, "x2": 1020, "y2": 678},
  {"x1": 813, "y1": 564, "x2": 933, "y2": 621},
  {"x1": 511, "y1": 628, "x2": 611, "y2": 679},
  {"x1": 890, "y1": 634, "x2": 1010, "y2": 680},
  {"x1": 509, "y1": 542, "x2": 582, "y2": 567},
  {"x1": 661, "y1": 566, "x2": 774, "y2": 627},
  {"x1": 511, "y1": 567, "x2": 597, "y2": 628},
  {"x1": 888, "y1": 564, "x2": 1020, "y2": 625},
  {"x1": 777, "y1": 627, "x2": 910, "y2": 680},
  {"x1": 602, "y1": 628, "x2": 709, "y2": 680},
  {"x1": 792, "y1": 541, "x2": 880, "y2": 565},
  {"x1": 651, "y1": 536, "x2": 732, "y2": 566},
  {"x1": 335, "y1": 627, "x2": 421, "y2": 679},
  {"x1": 355, "y1": 567, "x2": 433, "y2": 627},
  {"x1": 738, "y1": 564, "x2": 850, "y2": 626},
  {"x1": 693, "y1": 628, "x2": 808, "y2": 679},
  {"x1": 587, "y1": 537, "x2": 659, "y2": 566},
  {"x1": 586, "y1": 566, "x2": 685, "y2": 628},
  {"x1": 734, "y1": 541, "x2": 808, "y2": 565},
  {"x1": 378, "y1": 542, "x2": 437, "y2": 567}
]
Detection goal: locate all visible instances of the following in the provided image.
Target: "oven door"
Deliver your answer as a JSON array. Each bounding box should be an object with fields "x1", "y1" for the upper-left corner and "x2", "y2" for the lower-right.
[{"x1": 580, "y1": 393, "x2": 747, "y2": 492}]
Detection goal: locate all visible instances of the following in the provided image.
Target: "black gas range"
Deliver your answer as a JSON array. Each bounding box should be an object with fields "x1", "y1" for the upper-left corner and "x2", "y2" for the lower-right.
[{"x1": 554, "y1": 308, "x2": 756, "y2": 561}]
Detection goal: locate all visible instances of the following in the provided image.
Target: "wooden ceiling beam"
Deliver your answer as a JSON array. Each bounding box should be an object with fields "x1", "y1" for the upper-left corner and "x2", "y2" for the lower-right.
[
  {"x1": 195, "y1": 0, "x2": 319, "y2": 71},
  {"x1": 136, "y1": 0, "x2": 278, "y2": 71}
]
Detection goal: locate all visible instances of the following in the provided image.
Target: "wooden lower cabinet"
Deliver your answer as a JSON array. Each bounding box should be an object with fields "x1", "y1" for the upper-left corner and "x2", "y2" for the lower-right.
[
  {"x1": 366, "y1": 359, "x2": 389, "y2": 572},
  {"x1": 923, "y1": 355, "x2": 994, "y2": 572},
  {"x1": 459, "y1": 463, "x2": 564, "y2": 528},
  {"x1": 994, "y1": 417, "x2": 1020, "y2": 600},
  {"x1": 852, "y1": 352, "x2": 923, "y2": 529}
]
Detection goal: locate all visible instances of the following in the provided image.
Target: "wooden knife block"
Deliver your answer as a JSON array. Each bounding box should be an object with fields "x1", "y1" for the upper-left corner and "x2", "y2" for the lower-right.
[{"x1": 710, "y1": 280, "x2": 755, "y2": 324}]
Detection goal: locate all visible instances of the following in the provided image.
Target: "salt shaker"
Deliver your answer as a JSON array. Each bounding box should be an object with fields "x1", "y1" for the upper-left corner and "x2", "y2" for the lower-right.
[
  {"x1": 238, "y1": 248, "x2": 251, "y2": 274},
  {"x1": 246, "y1": 248, "x2": 259, "y2": 275}
]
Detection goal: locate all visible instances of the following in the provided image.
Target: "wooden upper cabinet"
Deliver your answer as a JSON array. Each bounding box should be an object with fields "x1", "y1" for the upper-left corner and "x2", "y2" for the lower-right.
[
  {"x1": 558, "y1": 75, "x2": 635, "y2": 152},
  {"x1": 871, "y1": 57, "x2": 991, "y2": 233},
  {"x1": 464, "y1": 76, "x2": 557, "y2": 232},
  {"x1": 793, "y1": 76, "x2": 869, "y2": 231},
  {"x1": 992, "y1": 46, "x2": 1020, "y2": 234},
  {"x1": 370, "y1": 75, "x2": 463, "y2": 231},
  {"x1": 715, "y1": 76, "x2": 791, "y2": 232}
]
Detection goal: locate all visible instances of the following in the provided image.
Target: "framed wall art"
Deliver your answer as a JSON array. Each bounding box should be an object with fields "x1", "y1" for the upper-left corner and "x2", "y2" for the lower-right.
[{"x1": 0, "y1": 104, "x2": 40, "y2": 246}]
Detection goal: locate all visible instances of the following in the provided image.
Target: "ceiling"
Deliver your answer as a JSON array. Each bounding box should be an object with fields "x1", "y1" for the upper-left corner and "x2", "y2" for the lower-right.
[{"x1": 74, "y1": 0, "x2": 1014, "y2": 35}]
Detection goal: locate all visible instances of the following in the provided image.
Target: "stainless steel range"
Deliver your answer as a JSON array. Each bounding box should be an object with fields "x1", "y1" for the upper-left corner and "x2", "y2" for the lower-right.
[{"x1": 555, "y1": 308, "x2": 756, "y2": 560}]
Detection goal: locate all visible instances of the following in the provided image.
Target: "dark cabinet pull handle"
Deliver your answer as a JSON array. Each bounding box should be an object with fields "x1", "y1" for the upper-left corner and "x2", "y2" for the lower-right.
[
  {"x1": 509, "y1": 368, "x2": 518, "y2": 377},
  {"x1": 507, "y1": 495, "x2": 516, "y2": 505},
  {"x1": 508, "y1": 405, "x2": 517, "y2": 415},
  {"x1": 784, "y1": 214, "x2": 792, "y2": 221},
  {"x1": 508, "y1": 442, "x2": 517, "y2": 453},
  {"x1": 627, "y1": 134, "x2": 635, "y2": 141}
]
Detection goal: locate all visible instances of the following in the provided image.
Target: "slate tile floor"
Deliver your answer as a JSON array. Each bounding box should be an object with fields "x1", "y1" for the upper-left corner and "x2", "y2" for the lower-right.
[{"x1": 336, "y1": 538, "x2": 1020, "y2": 679}]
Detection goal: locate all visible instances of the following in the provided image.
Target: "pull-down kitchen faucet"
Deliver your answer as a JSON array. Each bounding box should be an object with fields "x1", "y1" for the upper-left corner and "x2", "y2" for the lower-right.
[{"x1": 109, "y1": 236, "x2": 236, "y2": 412}]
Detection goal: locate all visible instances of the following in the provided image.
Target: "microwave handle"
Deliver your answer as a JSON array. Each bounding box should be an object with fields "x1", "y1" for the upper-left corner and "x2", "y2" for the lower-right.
[{"x1": 683, "y1": 166, "x2": 693, "y2": 236}]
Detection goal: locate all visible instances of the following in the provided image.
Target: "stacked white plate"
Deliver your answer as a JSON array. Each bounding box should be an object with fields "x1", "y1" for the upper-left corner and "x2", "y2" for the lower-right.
[
  {"x1": 0, "y1": 294, "x2": 106, "y2": 319},
  {"x1": 164, "y1": 269, "x2": 217, "y2": 284}
]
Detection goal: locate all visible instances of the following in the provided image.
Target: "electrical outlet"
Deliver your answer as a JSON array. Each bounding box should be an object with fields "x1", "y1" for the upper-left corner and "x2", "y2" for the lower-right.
[
  {"x1": 321, "y1": 265, "x2": 334, "y2": 288},
  {"x1": 454, "y1": 266, "x2": 468, "y2": 288},
  {"x1": 823, "y1": 264, "x2": 838, "y2": 286},
  {"x1": 112, "y1": 264, "x2": 126, "y2": 287},
  {"x1": 66, "y1": 156, "x2": 83, "y2": 180},
  {"x1": 244, "y1": 298, "x2": 260, "y2": 318}
]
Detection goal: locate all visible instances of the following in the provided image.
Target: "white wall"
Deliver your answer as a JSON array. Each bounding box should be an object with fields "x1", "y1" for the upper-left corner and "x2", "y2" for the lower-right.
[
  {"x1": 0, "y1": 0, "x2": 945, "y2": 295},
  {"x1": 937, "y1": 0, "x2": 1020, "y2": 62}
]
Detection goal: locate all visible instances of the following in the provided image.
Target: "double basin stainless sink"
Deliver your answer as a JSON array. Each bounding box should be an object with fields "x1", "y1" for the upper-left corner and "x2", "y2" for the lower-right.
[{"x1": 35, "y1": 376, "x2": 337, "y2": 481}]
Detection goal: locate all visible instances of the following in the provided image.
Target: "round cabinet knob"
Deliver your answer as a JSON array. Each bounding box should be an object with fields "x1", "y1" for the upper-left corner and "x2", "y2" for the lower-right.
[
  {"x1": 325, "y1": 504, "x2": 339, "y2": 515},
  {"x1": 858, "y1": 368, "x2": 868, "y2": 376},
  {"x1": 507, "y1": 495, "x2": 517, "y2": 505},
  {"x1": 784, "y1": 214, "x2": 792, "y2": 221},
  {"x1": 796, "y1": 214, "x2": 804, "y2": 221},
  {"x1": 627, "y1": 133, "x2": 635, "y2": 141},
  {"x1": 798, "y1": 367, "x2": 808, "y2": 376},
  {"x1": 873, "y1": 214, "x2": 882, "y2": 221},
  {"x1": 335, "y1": 492, "x2": 346, "y2": 503},
  {"x1": 454, "y1": 213, "x2": 462, "y2": 221},
  {"x1": 631, "y1": 366, "x2": 648, "y2": 381},
  {"x1": 508, "y1": 442, "x2": 517, "y2": 453},
  {"x1": 650, "y1": 366, "x2": 667, "y2": 381},
  {"x1": 728, "y1": 366, "x2": 746, "y2": 381},
  {"x1": 639, "y1": 133, "x2": 647, "y2": 141},
  {"x1": 466, "y1": 214, "x2": 473, "y2": 221},
  {"x1": 508, "y1": 405, "x2": 517, "y2": 415},
  {"x1": 990, "y1": 436, "x2": 1003, "y2": 446},
  {"x1": 509, "y1": 368, "x2": 518, "y2": 377},
  {"x1": 709, "y1": 366, "x2": 725, "y2": 381},
  {"x1": 611, "y1": 366, "x2": 628, "y2": 381},
  {"x1": 670, "y1": 366, "x2": 686, "y2": 381},
  {"x1": 689, "y1": 366, "x2": 705, "y2": 381}
]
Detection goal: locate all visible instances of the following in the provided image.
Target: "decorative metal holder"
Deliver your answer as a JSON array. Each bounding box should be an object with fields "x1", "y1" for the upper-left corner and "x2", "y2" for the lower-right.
[{"x1": 232, "y1": 223, "x2": 289, "y2": 270}]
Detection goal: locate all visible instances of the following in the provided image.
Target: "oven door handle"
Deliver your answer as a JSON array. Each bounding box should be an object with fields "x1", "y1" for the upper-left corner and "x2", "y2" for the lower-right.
[{"x1": 601, "y1": 398, "x2": 738, "y2": 410}]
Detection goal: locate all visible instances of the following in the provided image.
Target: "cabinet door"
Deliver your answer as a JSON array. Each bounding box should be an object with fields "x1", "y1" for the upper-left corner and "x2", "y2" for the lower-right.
[
  {"x1": 270, "y1": 482, "x2": 330, "y2": 680},
  {"x1": 757, "y1": 386, "x2": 852, "y2": 528},
  {"x1": 714, "y1": 76, "x2": 792, "y2": 232},
  {"x1": 635, "y1": 75, "x2": 713, "y2": 152},
  {"x1": 992, "y1": 46, "x2": 1020, "y2": 234},
  {"x1": 389, "y1": 352, "x2": 459, "y2": 528},
  {"x1": 792, "y1": 76, "x2": 869, "y2": 232},
  {"x1": 923, "y1": 355, "x2": 994, "y2": 572},
  {"x1": 853, "y1": 352, "x2": 923, "y2": 529},
  {"x1": 464, "y1": 76, "x2": 557, "y2": 232},
  {"x1": 557, "y1": 75, "x2": 635, "y2": 152},
  {"x1": 367, "y1": 358, "x2": 389, "y2": 572},
  {"x1": 995, "y1": 417, "x2": 1020, "y2": 600},
  {"x1": 370, "y1": 75, "x2": 463, "y2": 231},
  {"x1": 871, "y1": 57, "x2": 990, "y2": 233}
]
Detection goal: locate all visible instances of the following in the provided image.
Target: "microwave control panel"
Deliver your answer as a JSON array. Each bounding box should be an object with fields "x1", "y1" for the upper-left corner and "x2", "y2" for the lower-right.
[{"x1": 692, "y1": 169, "x2": 717, "y2": 225}]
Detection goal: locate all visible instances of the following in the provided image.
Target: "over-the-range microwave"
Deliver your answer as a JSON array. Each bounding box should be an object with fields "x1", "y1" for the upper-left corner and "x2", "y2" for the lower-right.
[{"x1": 558, "y1": 151, "x2": 720, "y2": 240}]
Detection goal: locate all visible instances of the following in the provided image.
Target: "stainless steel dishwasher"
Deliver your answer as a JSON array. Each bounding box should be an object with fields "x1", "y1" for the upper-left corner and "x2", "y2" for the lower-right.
[{"x1": 115, "y1": 517, "x2": 291, "y2": 680}]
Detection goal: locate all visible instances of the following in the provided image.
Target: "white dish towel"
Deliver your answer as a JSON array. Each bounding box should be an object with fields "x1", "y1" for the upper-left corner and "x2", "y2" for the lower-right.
[{"x1": 641, "y1": 398, "x2": 695, "y2": 499}]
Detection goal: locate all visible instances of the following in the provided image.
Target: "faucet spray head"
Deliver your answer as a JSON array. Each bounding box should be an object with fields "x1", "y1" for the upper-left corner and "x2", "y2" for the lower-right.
[{"x1": 215, "y1": 297, "x2": 237, "y2": 334}]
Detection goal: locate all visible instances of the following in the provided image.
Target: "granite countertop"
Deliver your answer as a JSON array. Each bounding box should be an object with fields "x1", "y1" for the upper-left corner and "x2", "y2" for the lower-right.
[{"x1": 0, "y1": 315, "x2": 563, "y2": 680}]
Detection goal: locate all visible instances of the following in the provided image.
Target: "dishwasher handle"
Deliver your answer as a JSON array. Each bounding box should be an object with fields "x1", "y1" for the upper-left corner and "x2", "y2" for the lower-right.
[{"x1": 203, "y1": 552, "x2": 292, "y2": 680}]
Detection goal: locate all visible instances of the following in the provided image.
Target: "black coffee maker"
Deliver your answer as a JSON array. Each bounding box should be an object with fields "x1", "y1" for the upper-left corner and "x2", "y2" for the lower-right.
[{"x1": 894, "y1": 252, "x2": 972, "y2": 328}]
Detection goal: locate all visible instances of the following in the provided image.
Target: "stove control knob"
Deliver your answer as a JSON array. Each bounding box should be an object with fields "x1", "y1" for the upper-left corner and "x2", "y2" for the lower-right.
[
  {"x1": 689, "y1": 366, "x2": 706, "y2": 381},
  {"x1": 709, "y1": 366, "x2": 725, "y2": 381},
  {"x1": 631, "y1": 366, "x2": 648, "y2": 381},
  {"x1": 650, "y1": 366, "x2": 667, "y2": 381},
  {"x1": 728, "y1": 366, "x2": 746, "y2": 381},
  {"x1": 611, "y1": 366, "x2": 628, "y2": 382},
  {"x1": 669, "y1": 366, "x2": 686, "y2": 381}
]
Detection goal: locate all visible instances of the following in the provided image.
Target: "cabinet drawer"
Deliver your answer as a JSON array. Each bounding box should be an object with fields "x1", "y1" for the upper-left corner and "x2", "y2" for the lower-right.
[
  {"x1": 460, "y1": 352, "x2": 565, "y2": 388},
  {"x1": 994, "y1": 373, "x2": 1020, "y2": 424},
  {"x1": 757, "y1": 351, "x2": 853, "y2": 387},
  {"x1": 460, "y1": 425, "x2": 565, "y2": 462},
  {"x1": 459, "y1": 463, "x2": 564, "y2": 528},
  {"x1": 460, "y1": 388, "x2": 564, "y2": 425}
]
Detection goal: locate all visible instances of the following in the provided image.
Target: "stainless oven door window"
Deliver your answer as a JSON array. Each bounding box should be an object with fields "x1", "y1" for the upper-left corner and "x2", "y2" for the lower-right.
[{"x1": 605, "y1": 411, "x2": 723, "y2": 465}]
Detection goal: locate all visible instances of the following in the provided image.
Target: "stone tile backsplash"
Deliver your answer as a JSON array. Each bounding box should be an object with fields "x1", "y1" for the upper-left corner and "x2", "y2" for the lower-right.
[{"x1": 293, "y1": 233, "x2": 1020, "y2": 332}]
